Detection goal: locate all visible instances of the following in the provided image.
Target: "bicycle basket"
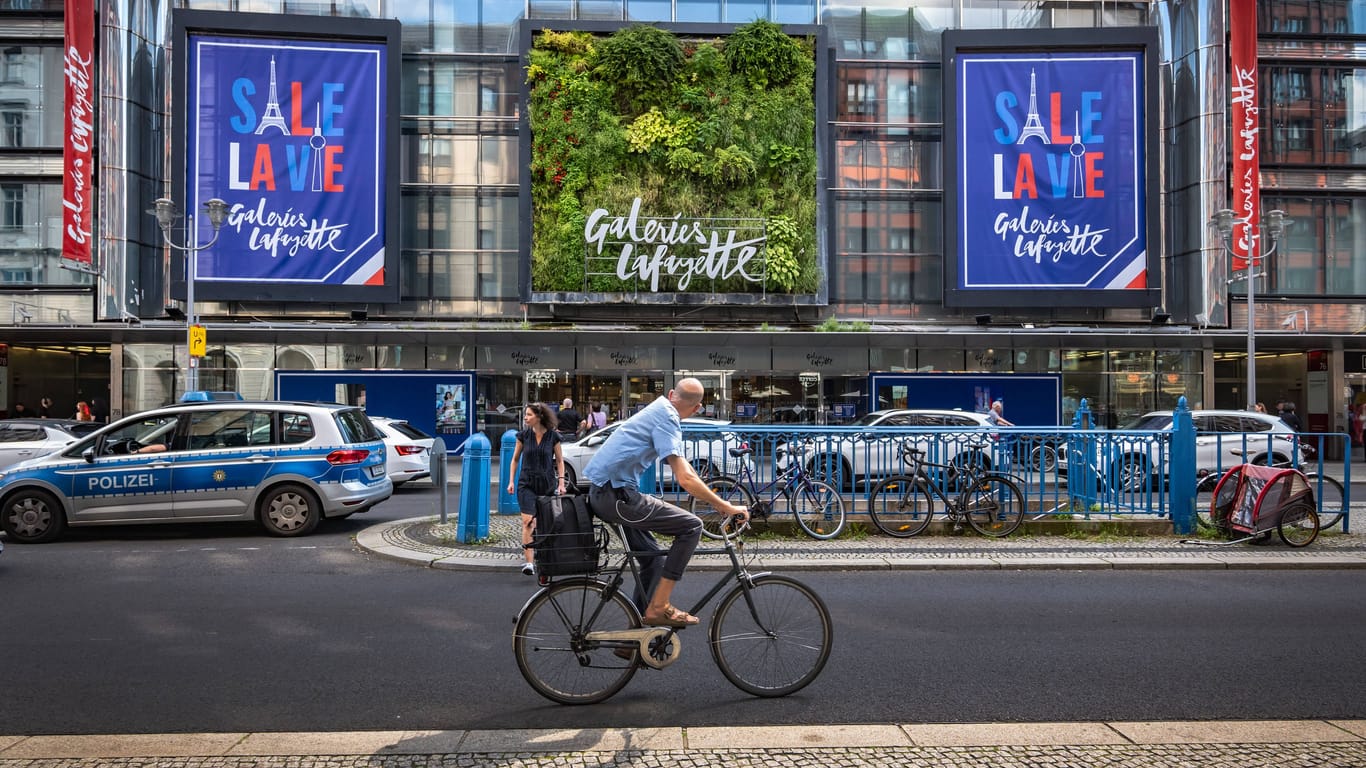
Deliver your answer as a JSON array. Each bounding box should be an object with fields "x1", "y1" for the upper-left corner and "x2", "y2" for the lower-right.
[{"x1": 533, "y1": 523, "x2": 610, "y2": 577}]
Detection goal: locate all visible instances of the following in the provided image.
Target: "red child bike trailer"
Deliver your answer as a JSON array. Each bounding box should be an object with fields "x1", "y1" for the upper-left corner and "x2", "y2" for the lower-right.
[{"x1": 1189, "y1": 464, "x2": 1320, "y2": 547}]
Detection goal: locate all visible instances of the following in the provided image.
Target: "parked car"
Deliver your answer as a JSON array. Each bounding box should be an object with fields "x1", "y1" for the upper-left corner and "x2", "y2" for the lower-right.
[
  {"x1": 0, "y1": 400, "x2": 392, "y2": 543},
  {"x1": 559, "y1": 417, "x2": 753, "y2": 488},
  {"x1": 1058, "y1": 409, "x2": 1312, "y2": 490},
  {"x1": 369, "y1": 416, "x2": 436, "y2": 486},
  {"x1": 773, "y1": 408, "x2": 999, "y2": 489},
  {"x1": 0, "y1": 419, "x2": 103, "y2": 471}
]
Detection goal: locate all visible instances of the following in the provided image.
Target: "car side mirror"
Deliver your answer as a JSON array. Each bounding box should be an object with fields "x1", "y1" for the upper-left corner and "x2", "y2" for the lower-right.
[
  {"x1": 587, "y1": 435, "x2": 607, "y2": 447},
  {"x1": 82, "y1": 446, "x2": 96, "y2": 464}
]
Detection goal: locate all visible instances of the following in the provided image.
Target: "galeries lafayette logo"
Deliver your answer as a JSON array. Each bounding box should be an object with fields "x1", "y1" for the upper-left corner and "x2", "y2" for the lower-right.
[{"x1": 584, "y1": 197, "x2": 766, "y2": 292}]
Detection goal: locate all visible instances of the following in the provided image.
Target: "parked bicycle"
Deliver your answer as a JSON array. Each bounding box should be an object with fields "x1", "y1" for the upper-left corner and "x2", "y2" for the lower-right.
[
  {"x1": 1194, "y1": 450, "x2": 1345, "y2": 531},
  {"x1": 687, "y1": 444, "x2": 847, "y2": 540},
  {"x1": 866, "y1": 443, "x2": 1025, "y2": 537},
  {"x1": 512, "y1": 518, "x2": 833, "y2": 705}
]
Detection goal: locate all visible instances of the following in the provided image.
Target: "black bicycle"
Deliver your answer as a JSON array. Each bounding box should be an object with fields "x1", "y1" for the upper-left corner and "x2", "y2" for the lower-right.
[
  {"x1": 512, "y1": 518, "x2": 833, "y2": 705},
  {"x1": 866, "y1": 443, "x2": 1025, "y2": 537},
  {"x1": 688, "y1": 444, "x2": 847, "y2": 540}
]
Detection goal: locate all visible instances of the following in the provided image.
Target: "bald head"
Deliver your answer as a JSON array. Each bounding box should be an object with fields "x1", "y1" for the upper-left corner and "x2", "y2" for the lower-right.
[{"x1": 670, "y1": 377, "x2": 705, "y2": 415}]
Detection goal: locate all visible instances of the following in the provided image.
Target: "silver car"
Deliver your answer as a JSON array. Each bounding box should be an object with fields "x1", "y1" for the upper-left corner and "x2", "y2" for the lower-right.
[
  {"x1": 0, "y1": 401, "x2": 392, "y2": 543},
  {"x1": 560, "y1": 417, "x2": 753, "y2": 488},
  {"x1": 0, "y1": 419, "x2": 102, "y2": 471}
]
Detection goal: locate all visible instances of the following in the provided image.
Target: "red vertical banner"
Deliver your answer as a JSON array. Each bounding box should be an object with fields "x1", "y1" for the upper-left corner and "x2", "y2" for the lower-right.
[
  {"x1": 62, "y1": 0, "x2": 95, "y2": 265},
  {"x1": 1229, "y1": 0, "x2": 1260, "y2": 270}
]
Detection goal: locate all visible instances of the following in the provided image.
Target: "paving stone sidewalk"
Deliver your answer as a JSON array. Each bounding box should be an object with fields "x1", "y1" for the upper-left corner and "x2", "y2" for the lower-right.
[{"x1": 357, "y1": 514, "x2": 1366, "y2": 571}]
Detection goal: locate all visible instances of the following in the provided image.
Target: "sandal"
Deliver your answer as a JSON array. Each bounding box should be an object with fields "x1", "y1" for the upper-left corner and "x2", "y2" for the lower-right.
[{"x1": 642, "y1": 604, "x2": 699, "y2": 628}]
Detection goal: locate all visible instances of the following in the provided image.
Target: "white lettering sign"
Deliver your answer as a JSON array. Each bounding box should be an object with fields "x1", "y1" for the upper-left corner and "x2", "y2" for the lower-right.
[{"x1": 583, "y1": 197, "x2": 767, "y2": 292}]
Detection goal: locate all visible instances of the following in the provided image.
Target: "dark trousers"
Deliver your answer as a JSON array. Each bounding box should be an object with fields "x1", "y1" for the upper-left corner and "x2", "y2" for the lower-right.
[{"x1": 588, "y1": 483, "x2": 702, "y2": 612}]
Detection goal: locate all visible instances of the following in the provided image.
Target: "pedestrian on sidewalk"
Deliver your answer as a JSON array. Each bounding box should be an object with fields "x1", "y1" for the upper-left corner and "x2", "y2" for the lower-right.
[
  {"x1": 556, "y1": 398, "x2": 582, "y2": 442},
  {"x1": 507, "y1": 402, "x2": 566, "y2": 577},
  {"x1": 1278, "y1": 401, "x2": 1302, "y2": 431}
]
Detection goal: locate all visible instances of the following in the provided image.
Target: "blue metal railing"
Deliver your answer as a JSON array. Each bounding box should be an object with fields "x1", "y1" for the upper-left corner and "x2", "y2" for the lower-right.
[{"x1": 642, "y1": 397, "x2": 1351, "y2": 534}]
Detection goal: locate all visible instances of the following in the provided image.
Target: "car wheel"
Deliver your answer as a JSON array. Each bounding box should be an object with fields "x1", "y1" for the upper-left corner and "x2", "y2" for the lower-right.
[
  {"x1": 258, "y1": 483, "x2": 321, "y2": 537},
  {"x1": 804, "y1": 454, "x2": 852, "y2": 491},
  {"x1": 1, "y1": 488, "x2": 66, "y2": 544},
  {"x1": 1112, "y1": 454, "x2": 1151, "y2": 491},
  {"x1": 563, "y1": 464, "x2": 578, "y2": 489}
]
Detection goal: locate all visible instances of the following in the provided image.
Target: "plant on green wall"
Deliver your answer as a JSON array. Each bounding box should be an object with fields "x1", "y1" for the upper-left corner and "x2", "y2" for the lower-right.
[{"x1": 527, "y1": 22, "x2": 818, "y2": 297}]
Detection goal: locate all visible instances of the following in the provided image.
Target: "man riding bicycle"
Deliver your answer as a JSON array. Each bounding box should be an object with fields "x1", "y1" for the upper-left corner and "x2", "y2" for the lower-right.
[{"x1": 583, "y1": 377, "x2": 748, "y2": 628}]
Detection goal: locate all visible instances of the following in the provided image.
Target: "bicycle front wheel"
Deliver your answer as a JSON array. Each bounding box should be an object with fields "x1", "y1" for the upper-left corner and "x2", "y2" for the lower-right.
[
  {"x1": 513, "y1": 579, "x2": 641, "y2": 705},
  {"x1": 1306, "y1": 472, "x2": 1345, "y2": 531},
  {"x1": 689, "y1": 476, "x2": 756, "y2": 540},
  {"x1": 867, "y1": 475, "x2": 935, "y2": 537},
  {"x1": 709, "y1": 575, "x2": 833, "y2": 697},
  {"x1": 961, "y1": 474, "x2": 1024, "y2": 537},
  {"x1": 788, "y1": 479, "x2": 846, "y2": 539},
  {"x1": 1194, "y1": 473, "x2": 1222, "y2": 531}
]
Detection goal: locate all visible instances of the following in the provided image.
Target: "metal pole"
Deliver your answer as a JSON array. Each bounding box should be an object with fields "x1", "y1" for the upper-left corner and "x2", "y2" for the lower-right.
[
  {"x1": 186, "y1": 214, "x2": 198, "y2": 393},
  {"x1": 1246, "y1": 246, "x2": 1256, "y2": 410}
]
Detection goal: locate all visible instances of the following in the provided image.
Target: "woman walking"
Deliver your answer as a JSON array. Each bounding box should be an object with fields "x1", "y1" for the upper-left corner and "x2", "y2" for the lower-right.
[{"x1": 506, "y1": 402, "x2": 567, "y2": 576}]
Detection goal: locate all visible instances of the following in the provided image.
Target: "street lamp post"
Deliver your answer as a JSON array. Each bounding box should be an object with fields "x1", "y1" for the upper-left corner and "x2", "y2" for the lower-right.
[
  {"x1": 1212, "y1": 207, "x2": 1287, "y2": 410},
  {"x1": 149, "y1": 197, "x2": 229, "y2": 393}
]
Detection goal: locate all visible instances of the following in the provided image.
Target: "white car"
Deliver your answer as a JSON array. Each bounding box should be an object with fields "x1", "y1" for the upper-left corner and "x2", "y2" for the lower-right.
[
  {"x1": 0, "y1": 420, "x2": 102, "y2": 471},
  {"x1": 1060, "y1": 409, "x2": 1312, "y2": 490},
  {"x1": 369, "y1": 417, "x2": 435, "y2": 486},
  {"x1": 774, "y1": 409, "x2": 999, "y2": 488},
  {"x1": 560, "y1": 417, "x2": 753, "y2": 488}
]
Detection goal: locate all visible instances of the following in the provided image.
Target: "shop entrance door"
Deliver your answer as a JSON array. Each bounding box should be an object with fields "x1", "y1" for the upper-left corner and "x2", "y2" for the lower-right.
[
  {"x1": 676, "y1": 371, "x2": 729, "y2": 420},
  {"x1": 583, "y1": 374, "x2": 625, "y2": 427},
  {"x1": 625, "y1": 374, "x2": 667, "y2": 419}
]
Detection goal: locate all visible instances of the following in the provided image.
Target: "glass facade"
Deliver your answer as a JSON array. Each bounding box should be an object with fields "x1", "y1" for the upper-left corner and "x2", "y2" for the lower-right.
[{"x1": 5, "y1": 0, "x2": 1366, "y2": 432}]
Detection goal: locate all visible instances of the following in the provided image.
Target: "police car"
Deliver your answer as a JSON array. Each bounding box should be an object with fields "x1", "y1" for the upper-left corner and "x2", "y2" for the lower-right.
[{"x1": 0, "y1": 400, "x2": 392, "y2": 543}]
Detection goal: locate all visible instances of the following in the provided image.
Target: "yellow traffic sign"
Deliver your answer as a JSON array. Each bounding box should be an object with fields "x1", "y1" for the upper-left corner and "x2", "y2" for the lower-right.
[{"x1": 189, "y1": 324, "x2": 207, "y2": 358}]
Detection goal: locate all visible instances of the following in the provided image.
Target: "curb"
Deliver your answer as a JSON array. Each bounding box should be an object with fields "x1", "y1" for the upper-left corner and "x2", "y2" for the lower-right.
[
  {"x1": 3, "y1": 721, "x2": 1365, "y2": 759},
  {"x1": 354, "y1": 517, "x2": 1366, "y2": 572}
]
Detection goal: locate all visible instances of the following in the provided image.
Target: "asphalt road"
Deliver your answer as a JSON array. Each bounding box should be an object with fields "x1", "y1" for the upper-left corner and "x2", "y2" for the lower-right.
[{"x1": 2, "y1": 484, "x2": 1364, "y2": 735}]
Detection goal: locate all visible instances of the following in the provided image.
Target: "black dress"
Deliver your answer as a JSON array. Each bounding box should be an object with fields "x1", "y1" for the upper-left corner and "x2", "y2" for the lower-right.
[{"x1": 515, "y1": 428, "x2": 560, "y2": 515}]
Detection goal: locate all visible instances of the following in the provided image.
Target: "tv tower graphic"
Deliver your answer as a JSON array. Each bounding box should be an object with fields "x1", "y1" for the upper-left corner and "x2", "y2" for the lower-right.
[
  {"x1": 255, "y1": 55, "x2": 290, "y2": 136},
  {"x1": 1016, "y1": 68, "x2": 1050, "y2": 145}
]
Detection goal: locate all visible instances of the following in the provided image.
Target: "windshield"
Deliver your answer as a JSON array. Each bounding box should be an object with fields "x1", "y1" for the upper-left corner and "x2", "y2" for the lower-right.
[{"x1": 1120, "y1": 414, "x2": 1172, "y2": 431}]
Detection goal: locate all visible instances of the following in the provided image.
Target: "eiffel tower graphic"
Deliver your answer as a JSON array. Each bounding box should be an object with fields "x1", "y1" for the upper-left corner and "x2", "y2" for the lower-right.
[
  {"x1": 1016, "y1": 68, "x2": 1050, "y2": 145},
  {"x1": 255, "y1": 56, "x2": 290, "y2": 136}
]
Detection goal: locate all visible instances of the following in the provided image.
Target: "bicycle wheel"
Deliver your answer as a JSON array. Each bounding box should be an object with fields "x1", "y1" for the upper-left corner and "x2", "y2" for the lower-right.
[
  {"x1": 709, "y1": 575, "x2": 833, "y2": 697},
  {"x1": 960, "y1": 474, "x2": 1024, "y2": 537},
  {"x1": 1306, "y1": 472, "x2": 1345, "y2": 531},
  {"x1": 787, "y1": 479, "x2": 846, "y2": 539},
  {"x1": 867, "y1": 475, "x2": 935, "y2": 537},
  {"x1": 1194, "y1": 473, "x2": 1222, "y2": 531},
  {"x1": 513, "y1": 579, "x2": 641, "y2": 705},
  {"x1": 689, "y1": 477, "x2": 755, "y2": 540},
  {"x1": 1278, "y1": 501, "x2": 1319, "y2": 547}
]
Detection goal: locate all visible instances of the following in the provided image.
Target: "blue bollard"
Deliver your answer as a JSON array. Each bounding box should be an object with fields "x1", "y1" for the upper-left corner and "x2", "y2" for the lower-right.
[
  {"x1": 498, "y1": 429, "x2": 520, "y2": 514},
  {"x1": 1169, "y1": 396, "x2": 1197, "y2": 534},
  {"x1": 458, "y1": 433, "x2": 491, "y2": 543}
]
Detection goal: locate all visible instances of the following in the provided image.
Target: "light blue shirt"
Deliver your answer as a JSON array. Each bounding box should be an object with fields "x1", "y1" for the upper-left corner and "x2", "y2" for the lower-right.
[{"x1": 583, "y1": 396, "x2": 685, "y2": 489}]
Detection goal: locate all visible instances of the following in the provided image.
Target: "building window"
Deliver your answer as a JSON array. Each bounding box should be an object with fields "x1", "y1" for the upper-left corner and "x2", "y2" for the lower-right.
[
  {"x1": 1, "y1": 48, "x2": 23, "y2": 84},
  {"x1": 1, "y1": 108, "x2": 22, "y2": 148},
  {"x1": 1, "y1": 183, "x2": 23, "y2": 230}
]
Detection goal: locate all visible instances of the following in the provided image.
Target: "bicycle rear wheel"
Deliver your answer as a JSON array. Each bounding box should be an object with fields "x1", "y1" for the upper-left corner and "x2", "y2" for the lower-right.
[
  {"x1": 961, "y1": 474, "x2": 1024, "y2": 537},
  {"x1": 1306, "y1": 472, "x2": 1345, "y2": 531},
  {"x1": 513, "y1": 579, "x2": 641, "y2": 705},
  {"x1": 788, "y1": 479, "x2": 846, "y2": 539},
  {"x1": 1194, "y1": 473, "x2": 1222, "y2": 531},
  {"x1": 867, "y1": 475, "x2": 935, "y2": 537},
  {"x1": 689, "y1": 477, "x2": 755, "y2": 540},
  {"x1": 709, "y1": 575, "x2": 832, "y2": 697}
]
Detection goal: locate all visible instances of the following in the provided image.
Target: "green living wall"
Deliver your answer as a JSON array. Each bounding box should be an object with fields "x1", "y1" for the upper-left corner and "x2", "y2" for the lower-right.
[{"x1": 527, "y1": 21, "x2": 819, "y2": 296}]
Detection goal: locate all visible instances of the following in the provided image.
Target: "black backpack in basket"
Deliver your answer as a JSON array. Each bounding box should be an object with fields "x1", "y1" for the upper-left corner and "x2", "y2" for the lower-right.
[{"x1": 532, "y1": 492, "x2": 602, "y2": 576}]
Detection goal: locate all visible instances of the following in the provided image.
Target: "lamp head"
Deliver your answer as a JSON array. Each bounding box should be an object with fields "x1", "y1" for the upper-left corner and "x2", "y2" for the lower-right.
[
  {"x1": 203, "y1": 198, "x2": 229, "y2": 230},
  {"x1": 1265, "y1": 209, "x2": 1286, "y2": 239},
  {"x1": 1212, "y1": 208, "x2": 1236, "y2": 237},
  {"x1": 151, "y1": 198, "x2": 178, "y2": 231}
]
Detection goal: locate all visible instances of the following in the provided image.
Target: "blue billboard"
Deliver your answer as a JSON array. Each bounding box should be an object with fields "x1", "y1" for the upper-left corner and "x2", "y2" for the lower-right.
[
  {"x1": 942, "y1": 28, "x2": 1159, "y2": 309},
  {"x1": 868, "y1": 373, "x2": 1062, "y2": 427},
  {"x1": 173, "y1": 11, "x2": 400, "y2": 302},
  {"x1": 275, "y1": 371, "x2": 477, "y2": 454}
]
